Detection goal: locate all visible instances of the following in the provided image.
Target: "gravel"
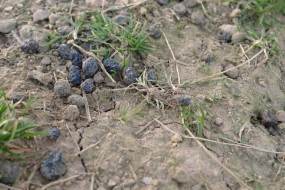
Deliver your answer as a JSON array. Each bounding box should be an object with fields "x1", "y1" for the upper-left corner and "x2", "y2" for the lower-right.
[
  {"x1": 20, "y1": 38, "x2": 39, "y2": 54},
  {"x1": 81, "y1": 78, "x2": 95, "y2": 94},
  {"x1": 0, "y1": 160, "x2": 20, "y2": 185},
  {"x1": 68, "y1": 94, "x2": 86, "y2": 107},
  {"x1": 47, "y1": 127, "x2": 61, "y2": 140},
  {"x1": 69, "y1": 49, "x2": 83, "y2": 67},
  {"x1": 58, "y1": 44, "x2": 72, "y2": 60},
  {"x1": 40, "y1": 150, "x2": 67, "y2": 181},
  {"x1": 64, "y1": 105, "x2": 79, "y2": 121},
  {"x1": 54, "y1": 79, "x2": 71, "y2": 97},
  {"x1": 83, "y1": 57, "x2": 99, "y2": 78},
  {"x1": 123, "y1": 67, "x2": 139, "y2": 85},
  {"x1": 0, "y1": 19, "x2": 17, "y2": 34},
  {"x1": 69, "y1": 65, "x2": 82, "y2": 86},
  {"x1": 103, "y1": 58, "x2": 121, "y2": 73}
]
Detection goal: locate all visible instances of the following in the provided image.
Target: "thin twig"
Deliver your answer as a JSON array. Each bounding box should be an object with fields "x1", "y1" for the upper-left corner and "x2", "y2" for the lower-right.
[
  {"x1": 72, "y1": 43, "x2": 116, "y2": 83},
  {"x1": 0, "y1": 183, "x2": 23, "y2": 190},
  {"x1": 103, "y1": 0, "x2": 149, "y2": 12},
  {"x1": 74, "y1": 133, "x2": 107, "y2": 155},
  {"x1": 135, "y1": 116, "x2": 160, "y2": 136},
  {"x1": 82, "y1": 91, "x2": 92, "y2": 123},
  {"x1": 69, "y1": 0, "x2": 74, "y2": 15},
  {"x1": 90, "y1": 173, "x2": 95, "y2": 190},
  {"x1": 41, "y1": 175, "x2": 80, "y2": 190},
  {"x1": 129, "y1": 164, "x2": 137, "y2": 180}
]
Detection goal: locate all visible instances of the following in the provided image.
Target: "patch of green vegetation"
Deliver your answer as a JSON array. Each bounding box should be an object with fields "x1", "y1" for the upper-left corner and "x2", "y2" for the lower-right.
[
  {"x1": 0, "y1": 91, "x2": 45, "y2": 157},
  {"x1": 47, "y1": 12, "x2": 153, "y2": 59},
  {"x1": 227, "y1": 0, "x2": 285, "y2": 60},
  {"x1": 118, "y1": 103, "x2": 146, "y2": 123},
  {"x1": 180, "y1": 104, "x2": 206, "y2": 137}
]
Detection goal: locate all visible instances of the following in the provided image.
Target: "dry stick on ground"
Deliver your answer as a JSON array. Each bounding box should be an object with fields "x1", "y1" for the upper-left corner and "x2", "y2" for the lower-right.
[
  {"x1": 69, "y1": 0, "x2": 74, "y2": 15},
  {"x1": 135, "y1": 116, "x2": 161, "y2": 136},
  {"x1": 90, "y1": 173, "x2": 95, "y2": 190},
  {"x1": 0, "y1": 183, "x2": 23, "y2": 190},
  {"x1": 82, "y1": 91, "x2": 92, "y2": 123},
  {"x1": 103, "y1": 0, "x2": 150, "y2": 12},
  {"x1": 72, "y1": 43, "x2": 116, "y2": 83},
  {"x1": 180, "y1": 48, "x2": 265, "y2": 87},
  {"x1": 163, "y1": 32, "x2": 181, "y2": 86},
  {"x1": 41, "y1": 175, "x2": 80, "y2": 190},
  {"x1": 155, "y1": 119, "x2": 253, "y2": 190}
]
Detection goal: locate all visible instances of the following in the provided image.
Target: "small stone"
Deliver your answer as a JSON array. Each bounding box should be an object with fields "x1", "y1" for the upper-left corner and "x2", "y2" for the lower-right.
[
  {"x1": 156, "y1": 0, "x2": 169, "y2": 6},
  {"x1": 40, "y1": 150, "x2": 67, "y2": 181},
  {"x1": 230, "y1": 8, "x2": 241, "y2": 18},
  {"x1": 142, "y1": 177, "x2": 152, "y2": 185},
  {"x1": 201, "y1": 51, "x2": 214, "y2": 63},
  {"x1": 146, "y1": 69, "x2": 157, "y2": 85},
  {"x1": 64, "y1": 105, "x2": 79, "y2": 121},
  {"x1": 8, "y1": 92, "x2": 24, "y2": 102},
  {"x1": 57, "y1": 25, "x2": 73, "y2": 35},
  {"x1": 93, "y1": 72, "x2": 105, "y2": 84},
  {"x1": 139, "y1": 7, "x2": 147, "y2": 16},
  {"x1": 69, "y1": 66, "x2": 82, "y2": 86},
  {"x1": 21, "y1": 39, "x2": 39, "y2": 54},
  {"x1": 173, "y1": 3, "x2": 187, "y2": 16},
  {"x1": 107, "y1": 179, "x2": 117, "y2": 187},
  {"x1": 58, "y1": 44, "x2": 72, "y2": 60},
  {"x1": 260, "y1": 109, "x2": 278, "y2": 128},
  {"x1": 123, "y1": 67, "x2": 139, "y2": 85},
  {"x1": 277, "y1": 123, "x2": 285, "y2": 130},
  {"x1": 171, "y1": 133, "x2": 182, "y2": 143},
  {"x1": 149, "y1": 27, "x2": 161, "y2": 39},
  {"x1": 174, "y1": 94, "x2": 191, "y2": 106},
  {"x1": 0, "y1": 19, "x2": 17, "y2": 34},
  {"x1": 46, "y1": 127, "x2": 61, "y2": 140},
  {"x1": 214, "y1": 118, "x2": 223, "y2": 126},
  {"x1": 49, "y1": 14, "x2": 60, "y2": 25},
  {"x1": 219, "y1": 24, "x2": 237, "y2": 36},
  {"x1": 81, "y1": 79, "x2": 95, "y2": 94},
  {"x1": 68, "y1": 94, "x2": 86, "y2": 107},
  {"x1": 275, "y1": 110, "x2": 285, "y2": 122},
  {"x1": 113, "y1": 15, "x2": 129, "y2": 26},
  {"x1": 69, "y1": 49, "x2": 83, "y2": 67},
  {"x1": 103, "y1": 58, "x2": 121, "y2": 74},
  {"x1": 276, "y1": 147, "x2": 285, "y2": 160},
  {"x1": 33, "y1": 9, "x2": 49, "y2": 23},
  {"x1": 183, "y1": 0, "x2": 197, "y2": 8},
  {"x1": 41, "y1": 56, "x2": 52, "y2": 65},
  {"x1": 83, "y1": 57, "x2": 99, "y2": 78},
  {"x1": 0, "y1": 160, "x2": 20, "y2": 185},
  {"x1": 220, "y1": 32, "x2": 232, "y2": 43},
  {"x1": 231, "y1": 32, "x2": 244, "y2": 43},
  {"x1": 223, "y1": 64, "x2": 239, "y2": 79},
  {"x1": 191, "y1": 11, "x2": 205, "y2": 26},
  {"x1": 27, "y1": 70, "x2": 53, "y2": 87},
  {"x1": 54, "y1": 79, "x2": 71, "y2": 97},
  {"x1": 4, "y1": 6, "x2": 14, "y2": 11}
]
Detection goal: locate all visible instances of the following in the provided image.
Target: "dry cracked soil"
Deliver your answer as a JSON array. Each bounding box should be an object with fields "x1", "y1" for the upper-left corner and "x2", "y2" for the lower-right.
[{"x1": 1, "y1": 0, "x2": 285, "y2": 190}]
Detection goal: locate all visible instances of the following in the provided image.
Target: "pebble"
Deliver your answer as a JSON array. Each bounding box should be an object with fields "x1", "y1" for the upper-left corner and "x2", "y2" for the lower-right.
[
  {"x1": 260, "y1": 109, "x2": 278, "y2": 128},
  {"x1": 142, "y1": 177, "x2": 152, "y2": 185},
  {"x1": 83, "y1": 57, "x2": 99, "y2": 78},
  {"x1": 276, "y1": 147, "x2": 285, "y2": 160},
  {"x1": 58, "y1": 44, "x2": 72, "y2": 60},
  {"x1": 27, "y1": 70, "x2": 53, "y2": 87},
  {"x1": 33, "y1": 9, "x2": 49, "y2": 23},
  {"x1": 40, "y1": 150, "x2": 67, "y2": 181},
  {"x1": 103, "y1": 58, "x2": 121, "y2": 73},
  {"x1": 46, "y1": 127, "x2": 61, "y2": 140},
  {"x1": 107, "y1": 179, "x2": 117, "y2": 187},
  {"x1": 183, "y1": 0, "x2": 197, "y2": 8},
  {"x1": 149, "y1": 27, "x2": 161, "y2": 39},
  {"x1": 0, "y1": 160, "x2": 20, "y2": 185},
  {"x1": 220, "y1": 32, "x2": 232, "y2": 43},
  {"x1": 20, "y1": 39, "x2": 39, "y2": 54},
  {"x1": 146, "y1": 69, "x2": 157, "y2": 85},
  {"x1": 113, "y1": 15, "x2": 130, "y2": 26},
  {"x1": 219, "y1": 24, "x2": 237, "y2": 36},
  {"x1": 41, "y1": 56, "x2": 52, "y2": 66},
  {"x1": 93, "y1": 72, "x2": 105, "y2": 84},
  {"x1": 49, "y1": 13, "x2": 60, "y2": 25},
  {"x1": 64, "y1": 105, "x2": 79, "y2": 121},
  {"x1": 173, "y1": 3, "x2": 187, "y2": 16},
  {"x1": 4, "y1": 6, "x2": 14, "y2": 11},
  {"x1": 81, "y1": 79, "x2": 95, "y2": 94},
  {"x1": 174, "y1": 94, "x2": 191, "y2": 106},
  {"x1": 223, "y1": 64, "x2": 239, "y2": 79},
  {"x1": 155, "y1": 0, "x2": 169, "y2": 6},
  {"x1": 229, "y1": 8, "x2": 241, "y2": 18},
  {"x1": 275, "y1": 110, "x2": 285, "y2": 122},
  {"x1": 8, "y1": 91, "x2": 24, "y2": 102},
  {"x1": 57, "y1": 25, "x2": 73, "y2": 35},
  {"x1": 69, "y1": 66, "x2": 82, "y2": 86},
  {"x1": 0, "y1": 19, "x2": 17, "y2": 34},
  {"x1": 54, "y1": 79, "x2": 71, "y2": 97},
  {"x1": 123, "y1": 67, "x2": 139, "y2": 85},
  {"x1": 171, "y1": 133, "x2": 183, "y2": 143},
  {"x1": 214, "y1": 117, "x2": 223, "y2": 126},
  {"x1": 69, "y1": 49, "x2": 83, "y2": 67},
  {"x1": 191, "y1": 11, "x2": 205, "y2": 26},
  {"x1": 67, "y1": 94, "x2": 86, "y2": 107},
  {"x1": 139, "y1": 7, "x2": 147, "y2": 16}
]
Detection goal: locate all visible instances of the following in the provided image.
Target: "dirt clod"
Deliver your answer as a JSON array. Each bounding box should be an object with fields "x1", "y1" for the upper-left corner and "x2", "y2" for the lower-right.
[
  {"x1": 27, "y1": 70, "x2": 53, "y2": 87},
  {"x1": 21, "y1": 39, "x2": 39, "y2": 54},
  {"x1": 68, "y1": 94, "x2": 86, "y2": 107},
  {"x1": 173, "y1": 3, "x2": 187, "y2": 16},
  {"x1": 0, "y1": 19, "x2": 17, "y2": 34},
  {"x1": 103, "y1": 58, "x2": 121, "y2": 74},
  {"x1": 0, "y1": 160, "x2": 20, "y2": 185},
  {"x1": 33, "y1": 9, "x2": 49, "y2": 23},
  {"x1": 223, "y1": 64, "x2": 239, "y2": 79},
  {"x1": 54, "y1": 79, "x2": 71, "y2": 97},
  {"x1": 64, "y1": 105, "x2": 79, "y2": 121},
  {"x1": 260, "y1": 109, "x2": 278, "y2": 128},
  {"x1": 156, "y1": 0, "x2": 170, "y2": 6},
  {"x1": 184, "y1": 0, "x2": 197, "y2": 8}
]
